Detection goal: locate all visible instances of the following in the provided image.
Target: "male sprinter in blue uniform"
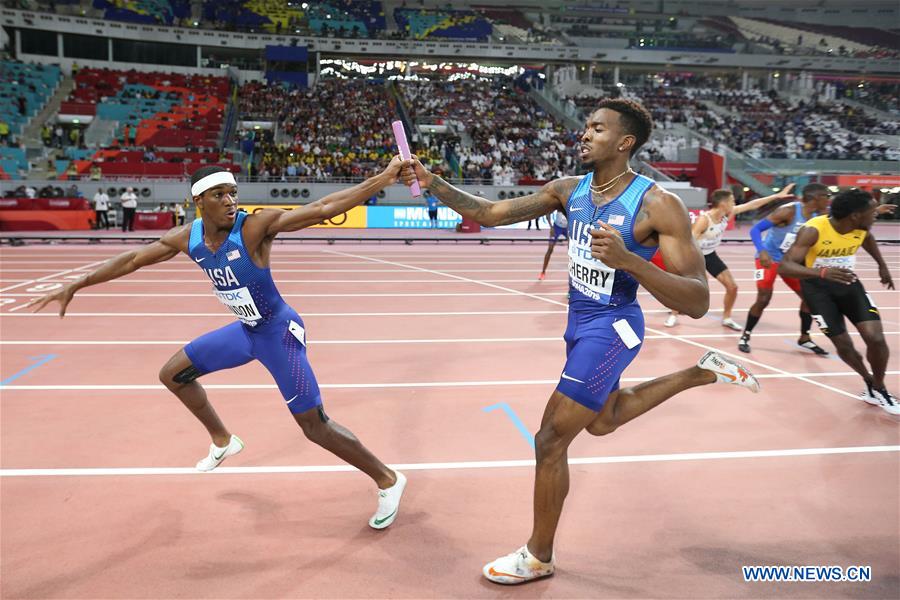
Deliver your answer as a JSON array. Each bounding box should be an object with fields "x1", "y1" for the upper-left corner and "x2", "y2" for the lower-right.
[
  {"x1": 26, "y1": 160, "x2": 408, "y2": 530},
  {"x1": 538, "y1": 210, "x2": 568, "y2": 280},
  {"x1": 738, "y1": 183, "x2": 832, "y2": 355},
  {"x1": 401, "y1": 98, "x2": 759, "y2": 583}
]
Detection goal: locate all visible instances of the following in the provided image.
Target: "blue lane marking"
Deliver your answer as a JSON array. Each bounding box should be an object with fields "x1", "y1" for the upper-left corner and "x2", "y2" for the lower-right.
[
  {"x1": 0, "y1": 354, "x2": 58, "y2": 386},
  {"x1": 483, "y1": 402, "x2": 535, "y2": 449}
]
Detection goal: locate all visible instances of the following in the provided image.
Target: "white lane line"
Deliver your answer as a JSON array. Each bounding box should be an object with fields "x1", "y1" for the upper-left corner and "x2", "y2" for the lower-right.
[
  {"x1": 3, "y1": 307, "x2": 898, "y2": 317},
  {"x1": 0, "y1": 310, "x2": 567, "y2": 317},
  {"x1": 0, "y1": 292, "x2": 553, "y2": 298},
  {"x1": 2, "y1": 445, "x2": 897, "y2": 477},
  {"x1": 0, "y1": 259, "x2": 105, "y2": 294},
  {"x1": 325, "y1": 250, "x2": 879, "y2": 401},
  {"x1": 0, "y1": 277, "x2": 891, "y2": 285},
  {"x1": 3, "y1": 372, "x2": 894, "y2": 392},
  {"x1": 0, "y1": 331, "x2": 894, "y2": 346},
  {"x1": 2, "y1": 289, "x2": 896, "y2": 298}
]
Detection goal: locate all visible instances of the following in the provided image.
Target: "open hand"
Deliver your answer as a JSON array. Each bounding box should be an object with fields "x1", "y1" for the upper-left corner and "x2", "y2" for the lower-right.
[
  {"x1": 880, "y1": 264, "x2": 894, "y2": 290},
  {"x1": 775, "y1": 183, "x2": 796, "y2": 199},
  {"x1": 22, "y1": 284, "x2": 77, "y2": 317}
]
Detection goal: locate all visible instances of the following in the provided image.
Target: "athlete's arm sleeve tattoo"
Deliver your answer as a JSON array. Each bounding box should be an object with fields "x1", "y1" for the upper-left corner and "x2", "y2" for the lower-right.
[{"x1": 428, "y1": 176, "x2": 567, "y2": 227}]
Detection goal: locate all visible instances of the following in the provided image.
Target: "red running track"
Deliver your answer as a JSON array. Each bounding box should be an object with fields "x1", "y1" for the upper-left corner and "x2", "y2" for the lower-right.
[{"x1": 1, "y1": 242, "x2": 898, "y2": 599}]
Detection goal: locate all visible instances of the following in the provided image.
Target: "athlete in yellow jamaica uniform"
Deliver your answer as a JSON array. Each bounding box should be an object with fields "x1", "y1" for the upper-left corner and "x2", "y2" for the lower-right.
[{"x1": 779, "y1": 189, "x2": 897, "y2": 414}]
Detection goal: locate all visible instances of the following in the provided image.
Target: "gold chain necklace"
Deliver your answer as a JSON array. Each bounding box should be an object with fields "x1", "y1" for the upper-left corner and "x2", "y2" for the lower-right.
[{"x1": 590, "y1": 167, "x2": 633, "y2": 196}]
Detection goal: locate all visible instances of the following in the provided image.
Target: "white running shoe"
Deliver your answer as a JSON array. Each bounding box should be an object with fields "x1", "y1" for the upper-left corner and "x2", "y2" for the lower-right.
[
  {"x1": 196, "y1": 434, "x2": 244, "y2": 472},
  {"x1": 858, "y1": 389, "x2": 880, "y2": 406},
  {"x1": 369, "y1": 470, "x2": 407, "y2": 529},
  {"x1": 873, "y1": 389, "x2": 900, "y2": 415},
  {"x1": 483, "y1": 545, "x2": 555, "y2": 585},
  {"x1": 664, "y1": 313, "x2": 678, "y2": 327},
  {"x1": 697, "y1": 351, "x2": 760, "y2": 393},
  {"x1": 721, "y1": 318, "x2": 743, "y2": 331}
]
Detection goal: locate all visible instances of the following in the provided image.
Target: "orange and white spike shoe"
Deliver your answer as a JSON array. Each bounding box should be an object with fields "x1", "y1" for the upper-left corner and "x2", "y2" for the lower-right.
[
  {"x1": 483, "y1": 545, "x2": 554, "y2": 585},
  {"x1": 697, "y1": 351, "x2": 760, "y2": 393}
]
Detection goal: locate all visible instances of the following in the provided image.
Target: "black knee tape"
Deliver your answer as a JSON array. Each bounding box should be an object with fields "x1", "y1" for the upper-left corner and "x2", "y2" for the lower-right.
[
  {"x1": 317, "y1": 405, "x2": 329, "y2": 423},
  {"x1": 173, "y1": 364, "x2": 202, "y2": 384}
]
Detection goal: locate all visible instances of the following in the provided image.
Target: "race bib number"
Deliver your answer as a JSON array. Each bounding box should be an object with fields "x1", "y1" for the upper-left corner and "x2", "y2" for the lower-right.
[
  {"x1": 568, "y1": 254, "x2": 615, "y2": 303},
  {"x1": 754, "y1": 269, "x2": 766, "y2": 281},
  {"x1": 812, "y1": 255, "x2": 857, "y2": 270},
  {"x1": 214, "y1": 286, "x2": 262, "y2": 326},
  {"x1": 779, "y1": 232, "x2": 797, "y2": 253}
]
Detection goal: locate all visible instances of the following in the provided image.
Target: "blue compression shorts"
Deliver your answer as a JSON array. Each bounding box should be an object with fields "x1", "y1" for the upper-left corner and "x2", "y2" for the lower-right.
[
  {"x1": 556, "y1": 303, "x2": 645, "y2": 412},
  {"x1": 184, "y1": 309, "x2": 322, "y2": 414}
]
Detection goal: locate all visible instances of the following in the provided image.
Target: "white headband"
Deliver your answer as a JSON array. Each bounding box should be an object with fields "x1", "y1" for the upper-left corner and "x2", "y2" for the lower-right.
[{"x1": 191, "y1": 171, "x2": 237, "y2": 196}]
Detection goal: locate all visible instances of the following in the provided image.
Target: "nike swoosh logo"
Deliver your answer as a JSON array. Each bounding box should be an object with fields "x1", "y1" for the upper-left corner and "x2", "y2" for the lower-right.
[
  {"x1": 286, "y1": 394, "x2": 299, "y2": 404},
  {"x1": 560, "y1": 373, "x2": 585, "y2": 384},
  {"x1": 570, "y1": 207, "x2": 585, "y2": 212},
  {"x1": 373, "y1": 508, "x2": 397, "y2": 526},
  {"x1": 488, "y1": 567, "x2": 527, "y2": 579},
  {"x1": 195, "y1": 257, "x2": 206, "y2": 263},
  {"x1": 213, "y1": 448, "x2": 226, "y2": 460}
]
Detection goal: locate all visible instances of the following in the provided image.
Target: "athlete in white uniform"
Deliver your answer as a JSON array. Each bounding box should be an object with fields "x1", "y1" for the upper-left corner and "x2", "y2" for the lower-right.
[{"x1": 665, "y1": 185, "x2": 795, "y2": 329}]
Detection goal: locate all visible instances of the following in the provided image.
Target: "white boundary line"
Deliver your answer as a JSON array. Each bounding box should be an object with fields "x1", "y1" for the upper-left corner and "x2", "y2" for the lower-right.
[
  {"x1": 5, "y1": 307, "x2": 897, "y2": 318},
  {"x1": 326, "y1": 250, "x2": 882, "y2": 401},
  {"x1": 2, "y1": 445, "x2": 897, "y2": 477},
  {"x1": 0, "y1": 310, "x2": 566, "y2": 317},
  {"x1": 0, "y1": 289, "x2": 896, "y2": 298},
  {"x1": 0, "y1": 259, "x2": 105, "y2": 294},
  {"x1": 0, "y1": 331, "x2": 894, "y2": 346},
  {"x1": 0, "y1": 277, "x2": 891, "y2": 285},
  {"x1": 1, "y1": 371, "x2": 898, "y2": 392}
]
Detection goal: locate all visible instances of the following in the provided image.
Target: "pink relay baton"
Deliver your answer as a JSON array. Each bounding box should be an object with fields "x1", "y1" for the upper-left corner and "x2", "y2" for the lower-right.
[{"x1": 391, "y1": 120, "x2": 422, "y2": 197}]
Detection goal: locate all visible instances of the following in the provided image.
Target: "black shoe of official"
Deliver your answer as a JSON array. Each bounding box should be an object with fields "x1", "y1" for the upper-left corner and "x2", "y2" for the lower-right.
[{"x1": 738, "y1": 334, "x2": 751, "y2": 353}]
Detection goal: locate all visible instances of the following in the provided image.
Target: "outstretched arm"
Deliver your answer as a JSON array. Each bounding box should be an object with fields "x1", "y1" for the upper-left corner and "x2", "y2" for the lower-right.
[
  {"x1": 862, "y1": 232, "x2": 894, "y2": 289},
  {"x1": 25, "y1": 226, "x2": 188, "y2": 316},
  {"x1": 590, "y1": 188, "x2": 709, "y2": 318},
  {"x1": 400, "y1": 157, "x2": 570, "y2": 226},
  {"x1": 733, "y1": 183, "x2": 796, "y2": 215},
  {"x1": 251, "y1": 155, "x2": 404, "y2": 237}
]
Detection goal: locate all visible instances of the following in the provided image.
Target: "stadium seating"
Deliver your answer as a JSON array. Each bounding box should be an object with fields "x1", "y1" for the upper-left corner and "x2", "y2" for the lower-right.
[
  {"x1": 394, "y1": 9, "x2": 491, "y2": 41},
  {"x1": 0, "y1": 61, "x2": 62, "y2": 137},
  {"x1": 92, "y1": 0, "x2": 190, "y2": 25}
]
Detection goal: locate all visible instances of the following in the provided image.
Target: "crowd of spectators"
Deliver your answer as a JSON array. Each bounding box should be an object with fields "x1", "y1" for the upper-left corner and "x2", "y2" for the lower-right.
[
  {"x1": 398, "y1": 78, "x2": 579, "y2": 183},
  {"x1": 237, "y1": 79, "x2": 406, "y2": 179},
  {"x1": 835, "y1": 82, "x2": 900, "y2": 116},
  {"x1": 569, "y1": 84, "x2": 898, "y2": 162},
  {"x1": 700, "y1": 89, "x2": 898, "y2": 159}
]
